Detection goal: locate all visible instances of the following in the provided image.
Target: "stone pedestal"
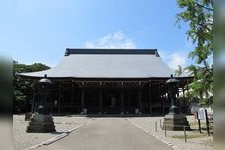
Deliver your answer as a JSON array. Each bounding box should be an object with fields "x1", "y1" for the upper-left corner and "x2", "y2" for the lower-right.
[
  {"x1": 25, "y1": 112, "x2": 33, "y2": 121},
  {"x1": 26, "y1": 114, "x2": 56, "y2": 133},
  {"x1": 162, "y1": 114, "x2": 190, "y2": 131}
]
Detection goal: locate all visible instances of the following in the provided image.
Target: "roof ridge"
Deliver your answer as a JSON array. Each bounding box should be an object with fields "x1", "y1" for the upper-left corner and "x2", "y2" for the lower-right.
[{"x1": 65, "y1": 48, "x2": 159, "y2": 56}]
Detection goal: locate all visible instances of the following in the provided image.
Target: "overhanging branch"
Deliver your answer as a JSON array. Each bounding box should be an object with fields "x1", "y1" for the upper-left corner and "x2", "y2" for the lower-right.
[{"x1": 195, "y1": 2, "x2": 213, "y2": 12}]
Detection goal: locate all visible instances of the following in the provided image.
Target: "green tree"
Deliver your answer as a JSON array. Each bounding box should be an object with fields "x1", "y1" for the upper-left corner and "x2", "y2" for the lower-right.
[
  {"x1": 176, "y1": 0, "x2": 213, "y2": 105},
  {"x1": 13, "y1": 61, "x2": 50, "y2": 113}
]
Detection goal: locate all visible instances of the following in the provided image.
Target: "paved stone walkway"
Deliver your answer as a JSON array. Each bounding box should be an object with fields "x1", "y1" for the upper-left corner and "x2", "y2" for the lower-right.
[{"x1": 37, "y1": 118, "x2": 172, "y2": 150}]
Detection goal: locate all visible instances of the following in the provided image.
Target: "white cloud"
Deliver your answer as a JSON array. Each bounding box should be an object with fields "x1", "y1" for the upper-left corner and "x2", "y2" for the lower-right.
[
  {"x1": 168, "y1": 52, "x2": 187, "y2": 70},
  {"x1": 85, "y1": 31, "x2": 136, "y2": 49},
  {"x1": 158, "y1": 38, "x2": 194, "y2": 70},
  {"x1": 159, "y1": 50, "x2": 189, "y2": 70}
]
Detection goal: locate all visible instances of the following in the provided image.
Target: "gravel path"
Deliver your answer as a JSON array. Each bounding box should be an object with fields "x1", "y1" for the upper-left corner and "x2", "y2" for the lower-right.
[
  {"x1": 128, "y1": 116, "x2": 213, "y2": 150},
  {"x1": 13, "y1": 115, "x2": 89, "y2": 150}
]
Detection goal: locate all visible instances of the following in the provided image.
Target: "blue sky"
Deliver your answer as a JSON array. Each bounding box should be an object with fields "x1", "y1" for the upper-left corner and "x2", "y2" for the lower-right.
[{"x1": 1, "y1": 0, "x2": 195, "y2": 69}]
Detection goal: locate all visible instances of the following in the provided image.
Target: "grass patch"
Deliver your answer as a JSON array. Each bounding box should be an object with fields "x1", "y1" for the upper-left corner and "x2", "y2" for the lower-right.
[
  {"x1": 172, "y1": 134, "x2": 205, "y2": 139},
  {"x1": 189, "y1": 121, "x2": 208, "y2": 130},
  {"x1": 189, "y1": 122, "x2": 198, "y2": 126},
  {"x1": 189, "y1": 121, "x2": 206, "y2": 127}
]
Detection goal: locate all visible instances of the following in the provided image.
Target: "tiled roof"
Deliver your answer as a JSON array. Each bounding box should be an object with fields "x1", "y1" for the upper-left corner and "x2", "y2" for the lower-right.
[{"x1": 18, "y1": 49, "x2": 188, "y2": 79}]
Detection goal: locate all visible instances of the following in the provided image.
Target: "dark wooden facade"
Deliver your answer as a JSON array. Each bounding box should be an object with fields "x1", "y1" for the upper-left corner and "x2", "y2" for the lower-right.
[{"x1": 33, "y1": 78, "x2": 192, "y2": 115}]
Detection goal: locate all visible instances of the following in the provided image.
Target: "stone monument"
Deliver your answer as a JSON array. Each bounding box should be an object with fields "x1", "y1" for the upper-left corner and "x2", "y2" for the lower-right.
[
  {"x1": 162, "y1": 74, "x2": 190, "y2": 131},
  {"x1": 27, "y1": 75, "x2": 56, "y2": 133}
]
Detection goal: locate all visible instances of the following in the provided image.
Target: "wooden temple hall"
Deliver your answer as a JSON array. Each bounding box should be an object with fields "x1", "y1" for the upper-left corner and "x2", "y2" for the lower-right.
[{"x1": 19, "y1": 49, "x2": 192, "y2": 115}]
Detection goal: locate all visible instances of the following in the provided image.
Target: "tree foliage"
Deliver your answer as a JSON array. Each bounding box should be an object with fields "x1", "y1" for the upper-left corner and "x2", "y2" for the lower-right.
[
  {"x1": 13, "y1": 62, "x2": 50, "y2": 113},
  {"x1": 186, "y1": 63, "x2": 213, "y2": 105},
  {"x1": 176, "y1": 0, "x2": 213, "y2": 105}
]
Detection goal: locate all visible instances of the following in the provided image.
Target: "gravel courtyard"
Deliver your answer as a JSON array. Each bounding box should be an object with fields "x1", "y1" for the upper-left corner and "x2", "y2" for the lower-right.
[{"x1": 13, "y1": 115, "x2": 89, "y2": 150}]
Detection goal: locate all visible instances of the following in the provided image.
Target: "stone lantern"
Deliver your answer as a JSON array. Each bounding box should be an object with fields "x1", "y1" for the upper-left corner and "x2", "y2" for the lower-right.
[
  {"x1": 162, "y1": 74, "x2": 190, "y2": 130},
  {"x1": 36, "y1": 75, "x2": 52, "y2": 114},
  {"x1": 166, "y1": 74, "x2": 180, "y2": 115},
  {"x1": 27, "y1": 74, "x2": 56, "y2": 133}
]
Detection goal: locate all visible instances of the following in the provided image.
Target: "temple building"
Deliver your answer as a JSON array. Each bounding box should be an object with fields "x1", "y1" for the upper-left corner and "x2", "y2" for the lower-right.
[{"x1": 19, "y1": 48, "x2": 192, "y2": 115}]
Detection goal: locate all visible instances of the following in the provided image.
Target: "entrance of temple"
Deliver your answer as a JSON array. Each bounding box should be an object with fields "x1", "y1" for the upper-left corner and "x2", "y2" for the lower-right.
[{"x1": 103, "y1": 89, "x2": 120, "y2": 114}]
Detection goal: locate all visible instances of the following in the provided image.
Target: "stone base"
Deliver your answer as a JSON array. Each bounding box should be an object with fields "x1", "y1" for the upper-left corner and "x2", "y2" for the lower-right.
[
  {"x1": 25, "y1": 112, "x2": 33, "y2": 121},
  {"x1": 26, "y1": 114, "x2": 56, "y2": 133},
  {"x1": 162, "y1": 114, "x2": 190, "y2": 131}
]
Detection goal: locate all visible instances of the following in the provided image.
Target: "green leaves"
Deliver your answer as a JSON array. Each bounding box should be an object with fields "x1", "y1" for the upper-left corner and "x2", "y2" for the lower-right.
[
  {"x1": 13, "y1": 61, "x2": 50, "y2": 113},
  {"x1": 14, "y1": 63, "x2": 50, "y2": 74},
  {"x1": 177, "y1": 0, "x2": 213, "y2": 64},
  {"x1": 186, "y1": 62, "x2": 213, "y2": 105},
  {"x1": 176, "y1": 0, "x2": 213, "y2": 106}
]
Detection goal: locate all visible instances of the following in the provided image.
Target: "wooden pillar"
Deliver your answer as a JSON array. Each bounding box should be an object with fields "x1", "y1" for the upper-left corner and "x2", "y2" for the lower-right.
[
  {"x1": 121, "y1": 85, "x2": 124, "y2": 114},
  {"x1": 182, "y1": 86, "x2": 185, "y2": 98},
  {"x1": 162, "y1": 84, "x2": 165, "y2": 114},
  {"x1": 99, "y1": 82, "x2": 103, "y2": 114},
  {"x1": 70, "y1": 84, "x2": 74, "y2": 113},
  {"x1": 160, "y1": 83, "x2": 164, "y2": 114},
  {"x1": 31, "y1": 82, "x2": 36, "y2": 113},
  {"x1": 58, "y1": 87, "x2": 61, "y2": 114},
  {"x1": 149, "y1": 82, "x2": 152, "y2": 114},
  {"x1": 138, "y1": 84, "x2": 142, "y2": 113},
  {"x1": 182, "y1": 86, "x2": 188, "y2": 113},
  {"x1": 50, "y1": 93, "x2": 53, "y2": 114},
  {"x1": 81, "y1": 87, "x2": 84, "y2": 113},
  {"x1": 128, "y1": 89, "x2": 131, "y2": 106}
]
